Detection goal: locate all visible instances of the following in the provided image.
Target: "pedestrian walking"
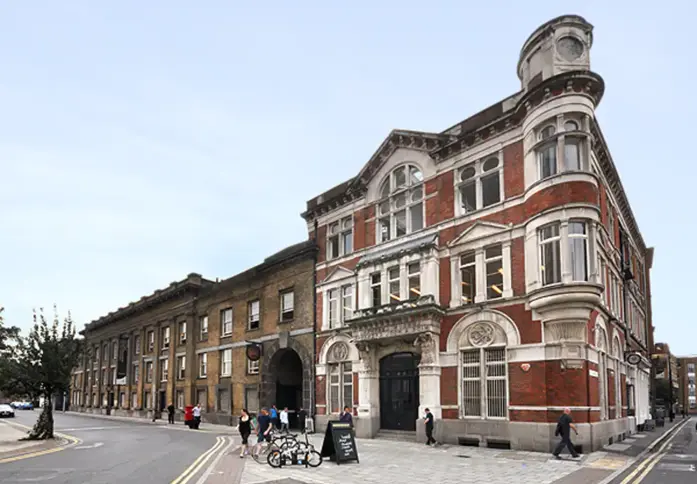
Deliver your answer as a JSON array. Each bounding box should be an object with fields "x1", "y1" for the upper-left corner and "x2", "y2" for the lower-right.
[
  {"x1": 297, "y1": 407, "x2": 307, "y2": 432},
  {"x1": 270, "y1": 405, "x2": 279, "y2": 429},
  {"x1": 238, "y1": 409, "x2": 252, "y2": 458},
  {"x1": 193, "y1": 403, "x2": 202, "y2": 429},
  {"x1": 280, "y1": 407, "x2": 289, "y2": 433},
  {"x1": 424, "y1": 408, "x2": 436, "y2": 445},
  {"x1": 553, "y1": 407, "x2": 580, "y2": 459},
  {"x1": 251, "y1": 408, "x2": 273, "y2": 459},
  {"x1": 167, "y1": 403, "x2": 175, "y2": 424}
]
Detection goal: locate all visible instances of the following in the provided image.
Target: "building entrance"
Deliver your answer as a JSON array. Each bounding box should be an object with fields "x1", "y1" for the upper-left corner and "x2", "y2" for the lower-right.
[
  {"x1": 379, "y1": 352, "x2": 420, "y2": 431},
  {"x1": 271, "y1": 349, "x2": 303, "y2": 425}
]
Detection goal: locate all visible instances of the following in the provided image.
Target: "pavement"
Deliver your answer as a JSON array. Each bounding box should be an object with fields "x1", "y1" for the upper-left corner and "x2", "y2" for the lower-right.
[{"x1": 1, "y1": 412, "x2": 693, "y2": 484}]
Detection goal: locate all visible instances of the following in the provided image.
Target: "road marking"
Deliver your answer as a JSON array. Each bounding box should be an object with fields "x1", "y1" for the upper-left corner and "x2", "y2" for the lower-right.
[
  {"x1": 193, "y1": 437, "x2": 235, "y2": 484},
  {"x1": 58, "y1": 426, "x2": 125, "y2": 431},
  {"x1": 170, "y1": 436, "x2": 226, "y2": 484},
  {"x1": 74, "y1": 442, "x2": 104, "y2": 449},
  {"x1": 0, "y1": 421, "x2": 81, "y2": 464},
  {"x1": 618, "y1": 418, "x2": 691, "y2": 484}
]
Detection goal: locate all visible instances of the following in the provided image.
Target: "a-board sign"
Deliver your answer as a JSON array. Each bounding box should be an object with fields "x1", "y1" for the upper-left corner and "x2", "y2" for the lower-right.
[{"x1": 320, "y1": 421, "x2": 359, "y2": 465}]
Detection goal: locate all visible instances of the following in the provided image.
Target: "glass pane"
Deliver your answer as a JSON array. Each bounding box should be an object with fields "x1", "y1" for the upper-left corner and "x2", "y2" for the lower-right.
[
  {"x1": 564, "y1": 120, "x2": 578, "y2": 131},
  {"x1": 541, "y1": 240, "x2": 561, "y2": 285},
  {"x1": 570, "y1": 237, "x2": 588, "y2": 281},
  {"x1": 486, "y1": 260, "x2": 504, "y2": 299},
  {"x1": 379, "y1": 218, "x2": 390, "y2": 242},
  {"x1": 380, "y1": 180, "x2": 390, "y2": 199},
  {"x1": 461, "y1": 264, "x2": 476, "y2": 304},
  {"x1": 539, "y1": 144, "x2": 557, "y2": 178},
  {"x1": 482, "y1": 157, "x2": 499, "y2": 171},
  {"x1": 569, "y1": 222, "x2": 585, "y2": 235},
  {"x1": 408, "y1": 264, "x2": 420, "y2": 299},
  {"x1": 540, "y1": 224, "x2": 559, "y2": 240},
  {"x1": 410, "y1": 202, "x2": 424, "y2": 232},
  {"x1": 389, "y1": 281, "x2": 400, "y2": 302},
  {"x1": 329, "y1": 222, "x2": 339, "y2": 235},
  {"x1": 342, "y1": 286, "x2": 353, "y2": 320},
  {"x1": 411, "y1": 186, "x2": 423, "y2": 202},
  {"x1": 395, "y1": 210, "x2": 407, "y2": 237},
  {"x1": 409, "y1": 166, "x2": 423, "y2": 184},
  {"x1": 394, "y1": 193, "x2": 406, "y2": 209},
  {"x1": 460, "y1": 251, "x2": 475, "y2": 265},
  {"x1": 481, "y1": 172, "x2": 500, "y2": 207},
  {"x1": 329, "y1": 236, "x2": 339, "y2": 259},
  {"x1": 342, "y1": 232, "x2": 352, "y2": 254},
  {"x1": 540, "y1": 125, "x2": 556, "y2": 139},
  {"x1": 379, "y1": 201, "x2": 390, "y2": 215},
  {"x1": 393, "y1": 167, "x2": 406, "y2": 188},
  {"x1": 343, "y1": 384, "x2": 352, "y2": 409},
  {"x1": 485, "y1": 245, "x2": 502, "y2": 259},
  {"x1": 459, "y1": 181, "x2": 476, "y2": 213},
  {"x1": 564, "y1": 139, "x2": 580, "y2": 170},
  {"x1": 330, "y1": 384, "x2": 340, "y2": 414},
  {"x1": 460, "y1": 166, "x2": 475, "y2": 181},
  {"x1": 372, "y1": 285, "x2": 381, "y2": 307},
  {"x1": 342, "y1": 217, "x2": 352, "y2": 229}
]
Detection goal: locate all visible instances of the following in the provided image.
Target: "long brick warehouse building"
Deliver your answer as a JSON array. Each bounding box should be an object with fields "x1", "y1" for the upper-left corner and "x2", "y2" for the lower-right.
[{"x1": 71, "y1": 15, "x2": 653, "y2": 454}]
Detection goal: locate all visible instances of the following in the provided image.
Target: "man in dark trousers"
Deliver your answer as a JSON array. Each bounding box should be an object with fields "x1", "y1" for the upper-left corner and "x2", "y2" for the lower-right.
[
  {"x1": 553, "y1": 407, "x2": 580, "y2": 459},
  {"x1": 297, "y1": 407, "x2": 307, "y2": 432},
  {"x1": 167, "y1": 403, "x2": 175, "y2": 424},
  {"x1": 424, "y1": 408, "x2": 436, "y2": 445}
]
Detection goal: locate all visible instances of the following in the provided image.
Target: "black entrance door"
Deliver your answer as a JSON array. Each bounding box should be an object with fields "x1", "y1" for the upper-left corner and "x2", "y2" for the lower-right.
[{"x1": 379, "y1": 352, "x2": 420, "y2": 431}]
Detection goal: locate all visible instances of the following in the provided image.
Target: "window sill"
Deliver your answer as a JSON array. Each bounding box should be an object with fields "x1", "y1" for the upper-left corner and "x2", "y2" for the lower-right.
[
  {"x1": 221, "y1": 333, "x2": 233, "y2": 339},
  {"x1": 279, "y1": 318, "x2": 294, "y2": 324},
  {"x1": 246, "y1": 326, "x2": 260, "y2": 332}
]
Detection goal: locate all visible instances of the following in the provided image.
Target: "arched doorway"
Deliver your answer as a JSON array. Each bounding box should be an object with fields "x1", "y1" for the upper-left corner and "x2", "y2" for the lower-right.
[
  {"x1": 271, "y1": 348, "x2": 304, "y2": 413},
  {"x1": 379, "y1": 352, "x2": 420, "y2": 431}
]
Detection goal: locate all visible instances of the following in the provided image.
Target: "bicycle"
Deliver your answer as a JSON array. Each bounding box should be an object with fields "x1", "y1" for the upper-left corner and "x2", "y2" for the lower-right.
[
  {"x1": 250, "y1": 430, "x2": 298, "y2": 464},
  {"x1": 267, "y1": 430, "x2": 322, "y2": 468}
]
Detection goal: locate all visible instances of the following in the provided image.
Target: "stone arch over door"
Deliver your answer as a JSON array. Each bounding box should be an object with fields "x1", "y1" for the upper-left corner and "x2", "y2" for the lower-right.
[{"x1": 260, "y1": 338, "x2": 313, "y2": 415}]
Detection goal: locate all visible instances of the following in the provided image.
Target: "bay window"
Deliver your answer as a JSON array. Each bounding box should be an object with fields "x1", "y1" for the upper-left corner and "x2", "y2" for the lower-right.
[
  {"x1": 537, "y1": 125, "x2": 558, "y2": 179},
  {"x1": 535, "y1": 117, "x2": 587, "y2": 180},
  {"x1": 377, "y1": 165, "x2": 424, "y2": 243},
  {"x1": 569, "y1": 221, "x2": 588, "y2": 281},
  {"x1": 456, "y1": 156, "x2": 502, "y2": 215},
  {"x1": 539, "y1": 223, "x2": 562, "y2": 285}
]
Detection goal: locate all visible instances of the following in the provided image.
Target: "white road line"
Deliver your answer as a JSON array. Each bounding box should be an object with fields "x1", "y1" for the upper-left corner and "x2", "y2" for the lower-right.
[
  {"x1": 58, "y1": 426, "x2": 125, "y2": 431},
  {"x1": 193, "y1": 436, "x2": 235, "y2": 484}
]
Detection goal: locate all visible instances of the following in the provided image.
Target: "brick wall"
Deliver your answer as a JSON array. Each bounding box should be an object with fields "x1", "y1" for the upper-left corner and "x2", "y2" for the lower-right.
[{"x1": 503, "y1": 141, "x2": 524, "y2": 198}]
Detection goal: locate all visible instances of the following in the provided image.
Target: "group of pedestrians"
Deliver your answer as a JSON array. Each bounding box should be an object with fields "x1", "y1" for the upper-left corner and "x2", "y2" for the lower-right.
[{"x1": 236, "y1": 405, "x2": 310, "y2": 458}]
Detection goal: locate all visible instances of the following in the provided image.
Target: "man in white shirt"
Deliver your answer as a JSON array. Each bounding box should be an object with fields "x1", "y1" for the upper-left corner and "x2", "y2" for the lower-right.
[
  {"x1": 193, "y1": 403, "x2": 202, "y2": 429},
  {"x1": 280, "y1": 407, "x2": 289, "y2": 433}
]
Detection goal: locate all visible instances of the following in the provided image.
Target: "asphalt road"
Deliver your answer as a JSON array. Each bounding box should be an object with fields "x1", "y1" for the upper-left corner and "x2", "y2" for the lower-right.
[
  {"x1": 634, "y1": 417, "x2": 697, "y2": 484},
  {"x1": 0, "y1": 410, "x2": 230, "y2": 483}
]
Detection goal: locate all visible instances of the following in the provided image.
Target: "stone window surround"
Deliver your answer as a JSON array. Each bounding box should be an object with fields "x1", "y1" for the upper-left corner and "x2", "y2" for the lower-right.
[
  {"x1": 448, "y1": 227, "x2": 515, "y2": 308},
  {"x1": 327, "y1": 215, "x2": 354, "y2": 261},
  {"x1": 531, "y1": 114, "x2": 590, "y2": 179},
  {"x1": 316, "y1": 336, "x2": 359, "y2": 415},
  {"x1": 524, "y1": 206, "x2": 600, "y2": 294},
  {"x1": 374, "y1": 162, "x2": 426, "y2": 245},
  {"x1": 453, "y1": 150, "x2": 505, "y2": 218},
  {"x1": 356, "y1": 248, "x2": 439, "y2": 310}
]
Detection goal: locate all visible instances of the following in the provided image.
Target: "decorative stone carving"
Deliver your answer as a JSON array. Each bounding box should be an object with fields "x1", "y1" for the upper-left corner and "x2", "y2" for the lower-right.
[
  {"x1": 330, "y1": 342, "x2": 349, "y2": 362},
  {"x1": 468, "y1": 322, "x2": 495, "y2": 347},
  {"x1": 355, "y1": 342, "x2": 374, "y2": 372},
  {"x1": 414, "y1": 332, "x2": 437, "y2": 366}
]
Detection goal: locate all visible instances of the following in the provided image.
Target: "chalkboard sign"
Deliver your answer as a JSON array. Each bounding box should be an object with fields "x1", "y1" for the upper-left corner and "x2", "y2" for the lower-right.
[{"x1": 320, "y1": 421, "x2": 359, "y2": 465}]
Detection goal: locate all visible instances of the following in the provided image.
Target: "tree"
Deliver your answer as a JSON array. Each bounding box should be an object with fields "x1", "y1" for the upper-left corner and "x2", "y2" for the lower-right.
[
  {"x1": 0, "y1": 307, "x2": 20, "y2": 355},
  {"x1": 0, "y1": 306, "x2": 82, "y2": 440}
]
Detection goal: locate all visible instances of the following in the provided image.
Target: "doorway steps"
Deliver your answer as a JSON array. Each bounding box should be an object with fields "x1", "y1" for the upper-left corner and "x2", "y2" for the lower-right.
[{"x1": 375, "y1": 429, "x2": 417, "y2": 442}]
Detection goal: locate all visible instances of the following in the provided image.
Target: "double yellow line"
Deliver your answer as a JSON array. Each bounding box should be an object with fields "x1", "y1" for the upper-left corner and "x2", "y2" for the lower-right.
[
  {"x1": 0, "y1": 421, "x2": 81, "y2": 464},
  {"x1": 619, "y1": 418, "x2": 691, "y2": 484},
  {"x1": 170, "y1": 436, "x2": 231, "y2": 484}
]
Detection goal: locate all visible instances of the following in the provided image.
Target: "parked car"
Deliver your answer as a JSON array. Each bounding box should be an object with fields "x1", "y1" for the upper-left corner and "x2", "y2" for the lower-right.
[
  {"x1": 0, "y1": 404, "x2": 15, "y2": 418},
  {"x1": 10, "y1": 401, "x2": 33, "y2": 410}
]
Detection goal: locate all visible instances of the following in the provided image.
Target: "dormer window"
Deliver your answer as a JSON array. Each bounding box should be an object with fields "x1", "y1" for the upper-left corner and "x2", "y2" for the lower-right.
[{"x1": 377, "y1": 165, "x2": 424, "y2": 243}]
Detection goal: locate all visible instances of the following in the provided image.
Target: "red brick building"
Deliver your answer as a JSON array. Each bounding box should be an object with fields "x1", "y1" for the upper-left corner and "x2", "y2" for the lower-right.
[{"x1": 302, "y1": 15, "x2": 653, "y2": 452}]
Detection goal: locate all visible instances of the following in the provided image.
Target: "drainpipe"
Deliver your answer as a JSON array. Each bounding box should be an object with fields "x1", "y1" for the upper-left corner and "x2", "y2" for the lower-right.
[{"x1": 312, "y1": 219, "x2": 319, "y2": 422}]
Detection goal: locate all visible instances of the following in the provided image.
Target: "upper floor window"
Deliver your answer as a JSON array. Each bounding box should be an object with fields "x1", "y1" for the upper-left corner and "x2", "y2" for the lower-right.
[
  {"x1": 539, "y1": 224, "x2": 562, "y2": 285},
  {"x1": 327, "y1": 285, "x2": 354, "y2": 329},
  {"x1": 370, "y1": 262, "x2": 423, "y2": 307},
  {"x1": 457, "y1": 156, "x2": 502, "y2": 215},
  {"x1": 134, "y1": 335, "x2": 141, "y2": 355},
  {"x1": 179, "y1": 321, "x2": 187, "y2": 344},
  {"x1": 147, "y1": 332, "x2": 154, "y2": 352},
  {"x1": 538, "y1": 220, "x2": 590, "y2": 287},
  {"x1": 569, "y1": 221, "x2": 588, "y2": 281},
  {"x1": 484, "y1": 245, "x2": 504, "y2": 299},
  {"x1": 248, "y1": 301, "x2": 260, "y2": 331},
  {"x1": 280, "y1": 291, "x2": 294, "y2": 322},
  {"x1": 536, "y1": 118, "x2": 586, "y2": 180},
  {"x1": 112, "y1": 341, "x2": 117, "y2": 360},
  {"x1": 377, "y1": 165, "x2": 424, "y2": 243},
  {"x1": 370, "y1": 273, "x2": 381, "y2": 307},
  {"x1": 199, "y1": 316, "x2": 208, "y2": 341},
  {"x1": 221, "y1": 308, "x2": 233, "y2": 336},
  {"x1": 328, "y1": 217, "x2": 353, "y2": 260},
  {"x1": 460, "y1": 251, "x2": 476, "y2": 305},
  {"x1": 162, "y1": 327, "x2": 170, "y2": 350}
]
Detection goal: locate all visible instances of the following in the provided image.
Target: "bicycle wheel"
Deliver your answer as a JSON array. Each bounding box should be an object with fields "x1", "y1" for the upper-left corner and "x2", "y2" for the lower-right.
[
  {"x1": 305, "y1": 450, "x2": 323, "y2": 467},
  {"x1": 251, "y1": 444, "x2": 272, "y2": 465},
  {"x1": 267, "y1": 449, "x2": 283, "y2": 468}
]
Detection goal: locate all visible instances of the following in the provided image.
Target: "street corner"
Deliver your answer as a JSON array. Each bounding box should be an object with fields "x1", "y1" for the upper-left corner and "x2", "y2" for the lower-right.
[
  {"x1": 0, "y1": 420, "x2": 81, "y2": 464},
  {"x1": 581, "y1": 452, "x2": 633, "y2": 471}
]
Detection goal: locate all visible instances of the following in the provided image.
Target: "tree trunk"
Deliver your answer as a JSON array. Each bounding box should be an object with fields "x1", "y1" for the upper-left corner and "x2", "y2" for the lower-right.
[{"x1": 25, "y1": 396, "x2": 54, "y2": 440}]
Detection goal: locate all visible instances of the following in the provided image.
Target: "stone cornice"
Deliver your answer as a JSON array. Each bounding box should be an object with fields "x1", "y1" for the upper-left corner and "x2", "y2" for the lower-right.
[{"x1": 348, "y1": 296, "x2": 444, "y2": 342}]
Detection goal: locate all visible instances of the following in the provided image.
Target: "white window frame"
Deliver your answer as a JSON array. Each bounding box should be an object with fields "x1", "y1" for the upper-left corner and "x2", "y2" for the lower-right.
[
  {"x1": 370, "y1": 272, "x2": 382, "y2": 307},
  {"x1": 176, "y1": 390, "x2": 184, "y2": 410},
  {"x1": 327, "y1": 361, "x2": 353, "y2": 415},
  {"x1": 539, "y1": 223, "x2": 562, "y2": 286},
  {"x1": 177, "y1": 356, "x2": 186, "y2": 380},
  {"x1": 387, "y1": 265, "x2": 401, "y2": 303},
  {"x1": 535, "y1": 116, "x2": 588, "y2": 181},
  {"x1": 376, "y1": 164, "x2": 425, "y2": 243},
  {"x1": 147, "y1": 332, "x2": 154, "y2": 352},
  {"x1": 131, "y1": 392, "x2": 138, "y2": 409},
  {"x1": 459, "y1": 251, "x2": 476, "y2": 305},
  {"x1": 484, "y1": 245, "x2": 504, "y2": 300},
  {"x1": 455, "y1": 155, "x2": 503, "y2": 216},
  {"x1": 222, "y1": 308, "x2": 233, "y2": 335},
  {"x1": 162, "y1": 327, "x2": 170, "y2": 349},
  {"x1": 160, "y1": 359, "x2": 168, "y2": 382},
  {"x1": 247, "y1": 358, "x2": 260, "y2": 375},
  {"x1": 280, "y1": 291, "x2": 294, "y2": 322},
  {"x1": 179, "y1": 321, "x2": 187, "y2": 344},
  {"x1": 460, "y1": 346, "x2": 509, "y2": 420},
  {"x1": 134, "y1": 335, "x2": 141, "y2": 355},
  {"x1": 199, "y1": 353, "x2": 208, "y2": 378},
  {"x1": 407, "y1": 262, "x2": 421, "y2": 300},
  {"x1": 145, "y1": 362, "x2": 153, "y2": 383},
  {"x1": 221, "y1": 349, "x2": 232, "y2": 377},
  {"x1": 133, "y1": 363, "x2": 139, "y2": 384},
  {"x1": 199, "y1": 316, "x2": 209, "y2": 340},
  {"x1": 568, "y1": 220, "x2": 589, "y2": 282},
  {"x1": 248, "y1": 300, "x2": 260, "y2": 330},
  {"x1": 328, "y1": 288, "x2": 339, "y2": 329},
  {"x1": 327, "y1": 216, "x2": 353, "y2": 260}
]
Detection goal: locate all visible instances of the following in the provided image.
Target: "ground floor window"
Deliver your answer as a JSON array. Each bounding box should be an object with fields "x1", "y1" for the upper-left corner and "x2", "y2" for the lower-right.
[
  {"x1": 196, "y1": 389, "x2": 207, "y2": 411},
  {"x1": 119, "y1": 392, "x2": 126, "y2": 408},
  {"x1": 176, "y1": 390, "x2": 184, "y2": 410},
  {"x1": 131, "y1": 392, "x2": 138, "y2": 409},
  {"x1": 461, "y1": 346, "x2": 507, "y2": 418},
  {"x1": 328, "y1": 361, "x2": 352, "y2": 414},
  {"x1": 144, "y1": 391, "x2": 151, "y2": 409},
  {"x1": 217, "y1": 389, "x2": 231, "y2": 413},
  {"x1": 245, "y1": 386, "x2": 259, "y2": 414}
]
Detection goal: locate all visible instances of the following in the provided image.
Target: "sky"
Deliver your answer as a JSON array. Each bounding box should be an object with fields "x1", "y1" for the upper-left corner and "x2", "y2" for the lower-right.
[{"x1": 1, "y1": 2, "x2": 694, "y2": 354}]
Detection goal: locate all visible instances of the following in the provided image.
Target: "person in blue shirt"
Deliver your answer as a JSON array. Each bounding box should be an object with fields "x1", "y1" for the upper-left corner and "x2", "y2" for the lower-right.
[
  {"x1": 251, "y1": 408, "x2": 273, "y2": 459},
  {"x1": 270, "y1": 405, "x2": 279, "y2": 429}
]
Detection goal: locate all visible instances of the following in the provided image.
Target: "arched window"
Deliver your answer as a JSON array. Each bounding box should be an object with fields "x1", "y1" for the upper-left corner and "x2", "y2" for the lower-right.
[
  {"x1": 377, "y1": 165, "x2": 424, "y2": 243},
  {"x1": 537, "y1": 124, "x2": 557, "y2": 178},
  {"x1": 327, "y1": 342, "x2": 353, "y2": 414},
  {"x1": 535, "y1": 117, "x2": 587, "y2": 179}
]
